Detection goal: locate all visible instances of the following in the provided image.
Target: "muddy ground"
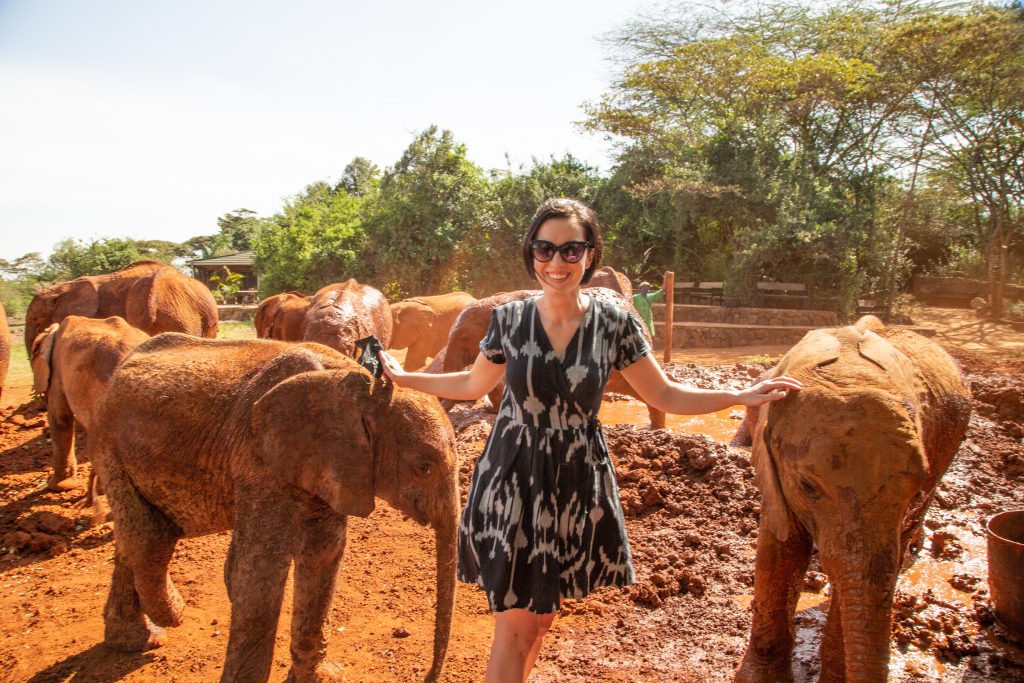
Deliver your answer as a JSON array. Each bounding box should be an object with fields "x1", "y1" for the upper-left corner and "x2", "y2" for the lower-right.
[{"x1": 2, "y1": 311, "x2": 1024, "y2": 681}]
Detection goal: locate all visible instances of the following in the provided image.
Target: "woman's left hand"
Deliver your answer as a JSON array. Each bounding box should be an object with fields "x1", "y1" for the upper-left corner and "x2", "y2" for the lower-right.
[{"x1": 736, "y1": 375, "x2": 802, "y2": 407}]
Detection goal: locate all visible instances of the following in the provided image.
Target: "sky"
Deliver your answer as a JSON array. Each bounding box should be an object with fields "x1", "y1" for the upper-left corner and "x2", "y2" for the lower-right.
[{"x1": 0, "y1": 0, "x2": 663, "y2": 262}]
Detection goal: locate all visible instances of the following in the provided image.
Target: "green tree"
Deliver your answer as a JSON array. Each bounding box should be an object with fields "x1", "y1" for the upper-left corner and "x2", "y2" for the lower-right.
[
  {"x1": 337, "y1": 157, "x2": 380, "y2": 197},
  {"x1": 362, "y1": 126, "x2": 493, "y2": 297},
  {"x1": 253, "y1": 181, "x2": 366, "y2": 295}
]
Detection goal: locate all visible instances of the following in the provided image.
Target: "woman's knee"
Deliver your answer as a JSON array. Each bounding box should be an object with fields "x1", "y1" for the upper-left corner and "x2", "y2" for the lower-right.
[{"x1": 496, "y1": 609, "x2": 555, "y2": 643}]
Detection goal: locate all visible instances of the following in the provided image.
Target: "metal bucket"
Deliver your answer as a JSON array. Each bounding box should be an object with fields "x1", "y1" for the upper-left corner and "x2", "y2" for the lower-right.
[{"x1": 987, "y1": 509, "x2": 1024, "y2": 641}]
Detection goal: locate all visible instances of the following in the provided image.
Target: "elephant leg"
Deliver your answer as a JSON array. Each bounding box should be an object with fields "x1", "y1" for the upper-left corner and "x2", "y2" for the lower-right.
[
  {"x1": 221, "y1": 494, "x2": 295, "y2": 683},
  {"x1": 103, "y1": 551, "x2": 168, "y2": 651},
  {"x1": 104, "y1": 457, "x2": 185, "y2": 629},
  {"x1": 819, "y1": 591, "x2": 846, "y2": 683},
  {"x1": 647, "y1": 404, "x2": 666, "y2": 430},
  {"x1": 286, "y1": 507, "x2": 347, "y2": 683},
  {"x1": 735, "y1": 524, "x2": 813, "y2": 683},
  {"x1": 405, "y1": 344, "x2": 428, "y2": 372},
  {"x1": 46, "y1": 388, "x2": 78, "y2": 490}
]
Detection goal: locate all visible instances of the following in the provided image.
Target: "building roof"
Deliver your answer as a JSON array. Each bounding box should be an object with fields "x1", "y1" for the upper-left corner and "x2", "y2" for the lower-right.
[{"x1": 189, "y1": 251, "x2": 255, "y2": 267}]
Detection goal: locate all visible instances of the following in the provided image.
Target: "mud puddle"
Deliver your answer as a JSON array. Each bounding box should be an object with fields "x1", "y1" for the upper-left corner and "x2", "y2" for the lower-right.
[{"x1": 599, "y1": 400, "x2": 742, "y2": 442}]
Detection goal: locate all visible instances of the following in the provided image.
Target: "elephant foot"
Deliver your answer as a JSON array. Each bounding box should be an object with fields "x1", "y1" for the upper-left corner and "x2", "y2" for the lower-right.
[
  {"x1": 285, "y1": 660, "x2": 344, "y2": 683},
  {"x1": 104, "y1": 615, "x2": 167, "y2": 652},
  {"x1": 734, "y1": 655, "x2": 794, "y2": 683},
  {"x1": 47, "y1": 475, "x2": 80, "y2": 492}
]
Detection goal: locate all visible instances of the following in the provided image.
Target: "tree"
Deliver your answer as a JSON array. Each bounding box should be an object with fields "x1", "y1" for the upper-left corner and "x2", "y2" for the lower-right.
[
  {"x1": 337, "y1": 157, "x2": 380, "y2": 197},
  {"x1": 362, "y1": 126, "x2": 493, "y2": 297},
  {"x1": 252, "y1": 181, "x2": 366, "y2": 295}
]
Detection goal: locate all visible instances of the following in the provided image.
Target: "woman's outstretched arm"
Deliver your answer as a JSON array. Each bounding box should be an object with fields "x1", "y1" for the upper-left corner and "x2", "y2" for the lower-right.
[
  {"x1": 379, "y1": 350, "x2": 506, "y2": 401},
  {"x1": 619, "y1": 354, "x2": 801, "y2": 415}
]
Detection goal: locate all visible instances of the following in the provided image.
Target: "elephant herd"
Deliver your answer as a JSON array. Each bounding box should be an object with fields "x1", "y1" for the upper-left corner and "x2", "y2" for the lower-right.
[{"x1": 11, "y1": 260, "x2": 974, "y2": 683}]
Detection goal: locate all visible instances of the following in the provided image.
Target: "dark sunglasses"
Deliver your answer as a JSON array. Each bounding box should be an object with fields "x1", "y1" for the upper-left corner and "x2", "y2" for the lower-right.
[{"x1": 530, "y1": 240, "x2": 592, "y2": 263}]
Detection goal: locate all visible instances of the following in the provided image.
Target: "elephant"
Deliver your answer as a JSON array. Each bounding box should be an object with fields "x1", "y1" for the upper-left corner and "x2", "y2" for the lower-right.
[
  {"x1": 24, "y1": 261, "x2": 218, "y2": 353},
  {"x1": 253, "y1": 291, "x2": 310, "y2": 341},
  {"x1": 440, "y1": 287, "x2": 667, "y2": 428},
  {"x1": 0, "y1": 302, "x2": 9, "y2": 403},
  {"x1": 90, "y1": 334, "x2": 459, "y2": 682},
  {"x1": 734, "y1": 318, "x2": 971, "y2": 683},
  {"x1": 302, "y1": 279, "x2": 392, "y2": 357},
  {"x1": 586, "y1": 265, "x2": 633, "y2": 297},
  {"x1": 390, "y1": 291, "x2": 476, "y2": 371},
  {"x1": 29, "y1": 316, "x2": 149, "y2": 493}
]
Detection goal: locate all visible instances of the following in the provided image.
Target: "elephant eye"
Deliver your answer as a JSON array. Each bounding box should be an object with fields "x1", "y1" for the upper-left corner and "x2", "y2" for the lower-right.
[
  {"x1": 799, "y1": 477, "x2": 820, "y2": 499},
  {"x1": 415, "y1": 458, "x2": 433, "y2": 477}
]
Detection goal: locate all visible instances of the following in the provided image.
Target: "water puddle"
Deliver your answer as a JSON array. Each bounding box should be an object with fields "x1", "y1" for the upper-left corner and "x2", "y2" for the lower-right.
[{"x1": 598, "y1": 400, "x2": 742, "y2": 442}]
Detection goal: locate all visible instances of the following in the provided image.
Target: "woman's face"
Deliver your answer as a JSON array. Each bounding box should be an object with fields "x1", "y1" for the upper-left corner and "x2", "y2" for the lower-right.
[{"x1": 532, "y1": 217, "x2": 594, "y2": 294}]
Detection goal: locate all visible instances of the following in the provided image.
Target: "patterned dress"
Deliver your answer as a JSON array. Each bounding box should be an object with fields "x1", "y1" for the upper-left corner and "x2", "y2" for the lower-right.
[{"x1": 457, "y1": 295, "x2": 652, "y2": 614}]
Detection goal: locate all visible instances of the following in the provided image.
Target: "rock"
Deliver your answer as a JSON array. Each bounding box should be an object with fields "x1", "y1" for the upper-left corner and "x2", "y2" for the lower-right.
[
  {"x1": 3, "y1": 530, "x2": 32, "y2": 551},
  {"x1": 35, "y1": 511, "x2": 74, "y2": 535},
  {"x1": 391, "y1": 626, "x2": 411, "y2": 638}
]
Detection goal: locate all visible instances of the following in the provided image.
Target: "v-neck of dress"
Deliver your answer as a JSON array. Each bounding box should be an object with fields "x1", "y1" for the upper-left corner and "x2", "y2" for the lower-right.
[{"x1": 532, "y1": 295, "x2": 593, "y2": 365}]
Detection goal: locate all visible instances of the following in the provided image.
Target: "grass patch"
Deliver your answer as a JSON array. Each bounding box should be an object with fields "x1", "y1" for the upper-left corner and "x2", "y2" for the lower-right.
[
  {"x1": 745, "y1": 353, "x2": 783, "y2": 364},
  {"x1": 5, "y1": 337, "x2": 32, "y2": 387},
  {"x1": 218, "y1": 321, "x2": 256, "y2": 340}
]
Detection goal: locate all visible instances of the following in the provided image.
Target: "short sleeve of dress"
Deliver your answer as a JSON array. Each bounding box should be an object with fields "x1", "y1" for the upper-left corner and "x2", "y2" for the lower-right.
[
  {"x1": 479, "y1": 309, "x2": 507, "y2": 364},
  {"x1": 614, "y1": 312, "x2": 652, "y2": 370}
]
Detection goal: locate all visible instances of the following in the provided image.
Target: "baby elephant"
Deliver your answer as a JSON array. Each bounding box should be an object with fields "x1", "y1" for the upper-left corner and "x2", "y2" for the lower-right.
[
  {"x1": 91, "y1": 334, "x2": 459, "y2": 683},
  {"x1": 30, "y1": 315, "x2": 148, "y2": 492},
  {"x1": 735, "y1": 322, "x2": 971, "y2": 682}
]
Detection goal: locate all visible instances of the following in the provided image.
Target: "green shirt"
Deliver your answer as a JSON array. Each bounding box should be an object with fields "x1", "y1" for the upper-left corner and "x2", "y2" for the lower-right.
[{"x1": 631, "y1": 289, "x2": 664, "y2": 336}]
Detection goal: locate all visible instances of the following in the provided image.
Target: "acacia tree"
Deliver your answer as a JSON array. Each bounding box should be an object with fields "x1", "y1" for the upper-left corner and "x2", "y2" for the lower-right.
[
  {"x1": 892, "y1": 5, "x2": 1024, "y2": 315},
  {"x1": 585, "y1": 2, "x2": 947, "y2": 312}
]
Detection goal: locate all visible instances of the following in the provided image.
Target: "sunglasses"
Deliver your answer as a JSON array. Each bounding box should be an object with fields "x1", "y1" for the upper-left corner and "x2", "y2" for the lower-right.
[{"x1": 530, "y1": 240, "x2": 592, "y2": 264}]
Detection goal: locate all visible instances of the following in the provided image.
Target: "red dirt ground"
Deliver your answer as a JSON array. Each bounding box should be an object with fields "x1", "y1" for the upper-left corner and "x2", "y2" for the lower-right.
[{"x1": 2, "y1": 309, "x2": 1024, "y2": 681}]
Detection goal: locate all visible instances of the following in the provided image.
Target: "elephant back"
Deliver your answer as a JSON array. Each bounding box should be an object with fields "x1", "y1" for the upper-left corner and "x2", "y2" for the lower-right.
[
  {"x1": 303, "y1": 280, "x2": 390, "y2": 357},
  {"x1": 125, "y1": 267, "x2": 219, "y2": 338},
  {"x1": 442, "y1": 290, "x2": 539, "y2": 372},
  {"x1": 585, "y1": 266, "x2": 633, "y2": 298}
]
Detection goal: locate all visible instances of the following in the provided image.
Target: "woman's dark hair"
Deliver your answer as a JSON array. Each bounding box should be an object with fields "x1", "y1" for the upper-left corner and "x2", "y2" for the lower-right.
[{"x1": 521, "y1": 198, "x2": 604, "y2": 284}]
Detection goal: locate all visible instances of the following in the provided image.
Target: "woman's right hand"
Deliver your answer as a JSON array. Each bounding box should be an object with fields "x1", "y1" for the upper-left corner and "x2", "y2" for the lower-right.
[{"x1": 378, "y1": 350, "x2": 409, "y2": 386}]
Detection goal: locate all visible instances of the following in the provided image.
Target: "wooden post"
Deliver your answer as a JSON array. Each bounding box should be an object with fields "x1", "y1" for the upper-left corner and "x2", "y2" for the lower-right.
[{"x1": 663, "y1": 271, "x2": 674, "y2": 364}]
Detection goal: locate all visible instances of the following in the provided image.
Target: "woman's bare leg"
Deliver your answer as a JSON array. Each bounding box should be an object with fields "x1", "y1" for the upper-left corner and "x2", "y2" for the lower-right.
[{"x1": 485, "y1": 609, "x2": 557, "y2": 683}]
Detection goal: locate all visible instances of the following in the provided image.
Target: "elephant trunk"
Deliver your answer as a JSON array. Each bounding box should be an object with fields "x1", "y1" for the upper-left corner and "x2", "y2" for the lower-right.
[
  {"x1": 425, "y1": 516, "x2": 457, "y2": 682},
  {"x1": 832, "y1": 553, "x2": 900, "y2": 682}
]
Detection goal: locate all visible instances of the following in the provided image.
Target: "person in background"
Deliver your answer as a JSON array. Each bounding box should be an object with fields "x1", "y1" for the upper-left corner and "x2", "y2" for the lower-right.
[
  {"x1": 378, "y1": 198, "x2": 800, "y2": 682},
  {"x1": 632, "y1": 280, "x2": 664, "y2": 337}
]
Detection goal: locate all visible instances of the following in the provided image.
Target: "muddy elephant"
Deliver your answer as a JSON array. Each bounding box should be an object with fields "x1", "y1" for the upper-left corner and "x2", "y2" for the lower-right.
[
  {"x1": 735, "y1": 320, "x2": 971, "y2": 683},
  {"x1": 390, "y1": 291, "x2": 476, "y2": 371},
  {"x1": 302, "y1": 279, "x2": 392, "y2": 357},
  {"x1": 30, "y1": 316, "x2": 148, "y2": 492},
  {"x1": 586, "y1": 265, "x2": 633, "y2": 297},
  {"x1": 91, "y1": 334, "x2": 458, "y2": 682},
  {"x1": 0, "y1": 302, "x2": 8, "y2": 403},
  {"x1": 24, "y1": 261, "x2": 218, "y2": 353},
  {"x1": 441, "y1": 287, "x2": 666, "y2": 428},
  {"x1": 253, "y1": 291, "x2": 310, "y2": 340}
]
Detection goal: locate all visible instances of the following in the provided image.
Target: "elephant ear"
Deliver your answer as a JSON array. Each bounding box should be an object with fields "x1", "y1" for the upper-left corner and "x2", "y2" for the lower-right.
[
  {"x1": 772, "y1": 328, "x2": 841, "y2": 379},
  {"x1": 751, "y1": 404, "x2": 791, "y2": 542},
  {"x1": 857, "y1": 330, "x2": 926, "y2": 404},
  {"x1": 53, "y1": 279, "x2": 99, "y2": 320},
  {"x1": 30, "y1": 324, "x2": 59, "y2": 394},
  {"x1": 252, "y1": 370, "x2": 376, "y2": 517},
  {"x1": 125, "y1": 267, "x2": 171, "y2": 332}
]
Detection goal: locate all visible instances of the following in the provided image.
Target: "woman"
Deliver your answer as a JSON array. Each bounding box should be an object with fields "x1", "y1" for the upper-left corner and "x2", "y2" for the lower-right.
[{"x1": 379, "y1": 198, "x2": 800, "y2": 682}]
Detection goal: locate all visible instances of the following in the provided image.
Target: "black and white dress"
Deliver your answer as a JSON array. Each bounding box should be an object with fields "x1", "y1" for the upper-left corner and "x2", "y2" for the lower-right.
[{"x1": 457, "y1": 295, "x2": 652, "y2": 614}]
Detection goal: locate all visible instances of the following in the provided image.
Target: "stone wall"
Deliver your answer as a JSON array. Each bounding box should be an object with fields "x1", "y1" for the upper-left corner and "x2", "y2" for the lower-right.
[
  {"x1": 217, "y1": 305, "x2": 258, "y2": 322},
  {"x1": 653, "y1": 322, "x2": 813, "y2": 348},
  {"x1": 652, "y1": 304, "x2": 838, "y2": 327}
]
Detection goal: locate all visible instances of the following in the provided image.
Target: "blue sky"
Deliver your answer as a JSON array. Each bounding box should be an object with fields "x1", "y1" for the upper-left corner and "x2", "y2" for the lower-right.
[{"x1": 0, "y1": 0, "x2": 662, "y2": 261}]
